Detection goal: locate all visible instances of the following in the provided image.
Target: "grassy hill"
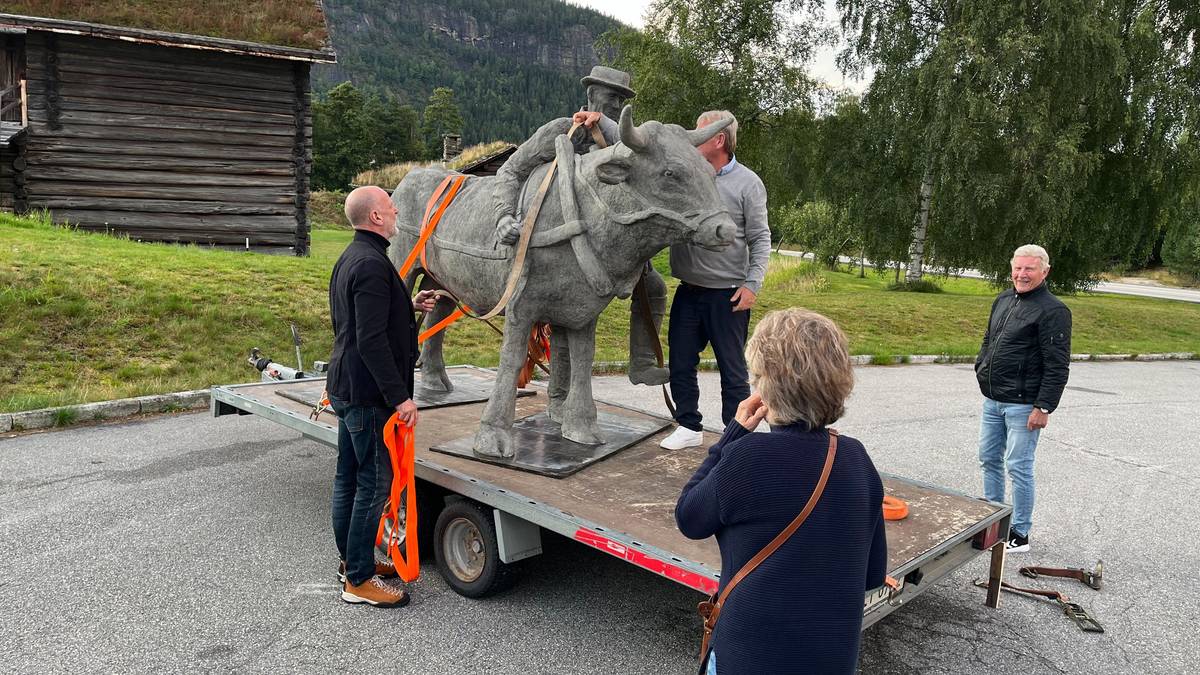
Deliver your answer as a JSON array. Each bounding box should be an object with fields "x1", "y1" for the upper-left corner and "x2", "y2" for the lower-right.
[{"x1": 3, "y1": 214, "x2": 1199, "y2": 413}]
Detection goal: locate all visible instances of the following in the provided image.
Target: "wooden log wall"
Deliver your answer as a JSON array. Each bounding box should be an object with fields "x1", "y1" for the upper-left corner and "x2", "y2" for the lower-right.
[{"x1": 20, "y1": 32, "x2": 313, "y2": 253}]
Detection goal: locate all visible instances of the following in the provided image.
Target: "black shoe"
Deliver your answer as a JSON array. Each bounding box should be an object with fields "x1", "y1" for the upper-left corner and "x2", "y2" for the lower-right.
[{"x1": 1005, "y1": 532, "x2": 1030, "y2": 554}]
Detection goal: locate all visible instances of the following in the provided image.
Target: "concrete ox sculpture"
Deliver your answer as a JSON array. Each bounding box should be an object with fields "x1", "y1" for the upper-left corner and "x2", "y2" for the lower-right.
[{"x1": 389, "y1": 106, "x2": 735, "y2": 459}]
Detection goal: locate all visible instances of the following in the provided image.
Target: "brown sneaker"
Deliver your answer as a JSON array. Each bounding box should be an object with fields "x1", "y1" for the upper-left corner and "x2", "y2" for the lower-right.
[
  {"x1": 341, "y1": 575, "x2": 410, "y2": 607},
  {"x1": 338, "y1": 558, "x2": 399, "y2": 583}
]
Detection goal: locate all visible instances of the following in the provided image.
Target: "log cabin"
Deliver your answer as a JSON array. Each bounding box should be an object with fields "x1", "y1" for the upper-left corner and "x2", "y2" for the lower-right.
[{"x1": 0, "y1": 3, "x2": 335, "y2": 254}]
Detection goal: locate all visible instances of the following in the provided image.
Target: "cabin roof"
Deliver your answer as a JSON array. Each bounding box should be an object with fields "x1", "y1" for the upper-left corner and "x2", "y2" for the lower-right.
[{"x1": 0, "y1": 1, "x2": 334, "y2": 63}]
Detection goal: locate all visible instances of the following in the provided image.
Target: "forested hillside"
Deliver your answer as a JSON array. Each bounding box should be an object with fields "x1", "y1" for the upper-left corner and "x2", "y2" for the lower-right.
[{"x1": 315, "y1": 0, "x2": 622, "y2": 144}]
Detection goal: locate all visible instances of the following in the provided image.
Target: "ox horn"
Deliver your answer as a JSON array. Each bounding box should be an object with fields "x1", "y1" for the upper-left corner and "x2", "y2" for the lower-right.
[
  {"x1": 688, "y1": 114, "x2": 733, "y2": 146},
  {"x1": 619, "y1": 105, "x2": 648, "y2": 153}
]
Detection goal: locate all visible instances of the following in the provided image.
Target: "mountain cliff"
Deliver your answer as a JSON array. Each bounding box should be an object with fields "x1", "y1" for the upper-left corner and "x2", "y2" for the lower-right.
[{"x1": 315, "y1": 0, "x2": 625, "y2": 143}]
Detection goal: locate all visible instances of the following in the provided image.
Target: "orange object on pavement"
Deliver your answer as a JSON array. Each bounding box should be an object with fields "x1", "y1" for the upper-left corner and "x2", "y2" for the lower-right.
[
  {"x1": 377, "y1": 413, "x2": 420, "y2": 582},
  {"x1": 882, "y1": 495, "x2": 909, "y2": 521}
]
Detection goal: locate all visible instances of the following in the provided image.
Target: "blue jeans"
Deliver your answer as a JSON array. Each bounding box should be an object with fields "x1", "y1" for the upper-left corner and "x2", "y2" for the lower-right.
[
  {"x1": 668, "y1": 283, "x2": 751, "y2": 431},
  {"x1": 978, "y1": 398, "x2": 1040, "y2": 538},
  {"x1": 329, "y1": 395, "x2": 395, "y2": 585}
]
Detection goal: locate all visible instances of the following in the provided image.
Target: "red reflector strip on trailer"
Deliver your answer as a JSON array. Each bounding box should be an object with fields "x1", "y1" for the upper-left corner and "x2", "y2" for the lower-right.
[{"x1": 574, "y1": 528, "x2": 718, "y2": 595}]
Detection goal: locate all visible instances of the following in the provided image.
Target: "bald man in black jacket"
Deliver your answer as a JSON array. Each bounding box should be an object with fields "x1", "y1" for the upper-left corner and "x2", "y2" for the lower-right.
[{"x1": 327, "y1": 186, "x2": 435, "y2": 607}]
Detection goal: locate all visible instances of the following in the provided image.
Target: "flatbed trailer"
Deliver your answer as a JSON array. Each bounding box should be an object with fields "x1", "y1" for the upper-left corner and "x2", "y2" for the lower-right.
[{"x1": 211, "y1": 366, "x2": 1012, "y2": 625}]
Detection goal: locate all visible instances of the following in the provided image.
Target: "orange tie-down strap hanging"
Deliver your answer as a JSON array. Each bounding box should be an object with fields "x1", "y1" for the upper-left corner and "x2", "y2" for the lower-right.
[
  {"x1": 398, "y1": 174, "x2": 475, "y2": 345},
  {"x1": 376, "y1": 413, "x2": 420, "y2": 582}
]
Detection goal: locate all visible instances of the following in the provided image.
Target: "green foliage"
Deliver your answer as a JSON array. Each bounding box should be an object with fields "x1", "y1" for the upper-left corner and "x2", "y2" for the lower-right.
[
  {"x1": 421, "y1": 87, "x2": 465, "y2": 159},
  {"x1": 887, "y1": 280, "x2": 943, "y2": 294},
  {"x1": 775, "y1": 201, "x2": 853, "y2": 266},
  {"x1": 836, "y1": 0, "x2": 1200, "y2": 290},
  {"x1": 311, "y1": 82, "x2": 424, "y2": 191},
  {"x1": 53, "y1": 407, "x2": 78, "y2": 427},
  {"x1": 601, "y1": 1, "x2": 827, "y2": 220},
  {"x1": 1162, "y1": 134, "x2": 1200, "y2": 280}
]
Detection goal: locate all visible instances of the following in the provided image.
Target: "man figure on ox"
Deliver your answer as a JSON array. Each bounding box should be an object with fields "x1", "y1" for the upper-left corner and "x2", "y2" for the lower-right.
[
  {"x1": 660, "y1": 111, "x2": 771, "y2": 450},
  {"x1": 492, "y1": 65, "x2": 671, "y2": 387},
  {"x1": 327, "y1": 186, "x2": 436, "y2": 607},
  {"x1": 975, "y1": 244, "x2": 1072, "y2": 554}
]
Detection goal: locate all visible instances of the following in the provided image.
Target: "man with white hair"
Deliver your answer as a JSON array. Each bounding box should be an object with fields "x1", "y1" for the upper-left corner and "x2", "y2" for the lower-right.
[
  {"x1": 660, "y1": 110, "x2": 771, "y2": 449},
  {"x1": 974, "y1": 244, "x2": 1072, "y2": 553}
]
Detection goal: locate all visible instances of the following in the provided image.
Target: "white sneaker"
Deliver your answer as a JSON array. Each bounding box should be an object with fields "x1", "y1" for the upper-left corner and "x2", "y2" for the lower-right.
[{"x1": 660, "y1": 426, "x2": 704, "y2": 450}]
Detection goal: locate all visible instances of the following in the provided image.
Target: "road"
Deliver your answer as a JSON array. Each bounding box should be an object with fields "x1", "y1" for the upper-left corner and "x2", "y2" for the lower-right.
[
  {"x1": 2, "y1": 361, "x2": 1197, "y2": 673},
  {"x1": 779, "y1": 250, "x2": 1200, "y2": 304}
]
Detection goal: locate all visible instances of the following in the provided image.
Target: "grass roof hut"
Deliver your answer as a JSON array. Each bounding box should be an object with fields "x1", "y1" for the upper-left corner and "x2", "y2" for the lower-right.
[{"x1": 0, "y1": 2, "x2": 336, "y2": 254}]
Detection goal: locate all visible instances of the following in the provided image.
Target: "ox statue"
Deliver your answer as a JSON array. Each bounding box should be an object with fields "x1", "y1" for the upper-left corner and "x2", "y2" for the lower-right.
[{"x1": 389, "y1": 106, "x2": 734, "y2": 458}]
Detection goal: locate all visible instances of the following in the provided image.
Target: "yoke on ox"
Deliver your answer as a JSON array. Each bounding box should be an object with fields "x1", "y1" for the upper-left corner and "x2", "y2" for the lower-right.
[{"x1": 389, "y1": 106, "x2": 734, "y2": 460}]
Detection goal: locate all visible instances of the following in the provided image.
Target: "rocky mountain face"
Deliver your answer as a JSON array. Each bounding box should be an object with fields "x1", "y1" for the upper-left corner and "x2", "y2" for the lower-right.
[{"x1": 315, "y1": 0, "x2": 623, "y2": 143}]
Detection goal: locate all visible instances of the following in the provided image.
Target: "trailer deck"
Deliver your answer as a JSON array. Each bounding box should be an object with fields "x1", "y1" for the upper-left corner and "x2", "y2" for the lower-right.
[{"x1": 212, "y1": 366, "x2": 1011, "y2": 624}]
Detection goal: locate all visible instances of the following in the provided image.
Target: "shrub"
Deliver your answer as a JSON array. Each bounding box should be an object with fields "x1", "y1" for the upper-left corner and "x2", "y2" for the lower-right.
[{"x1": 887, "y1": 279, "x2": 943, "y2": 293}]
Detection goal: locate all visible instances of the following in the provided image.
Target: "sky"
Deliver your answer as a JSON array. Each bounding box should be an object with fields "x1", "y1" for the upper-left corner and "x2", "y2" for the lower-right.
[{"x1": 564, "y1": 0, "x2": 871, "y2": 94}]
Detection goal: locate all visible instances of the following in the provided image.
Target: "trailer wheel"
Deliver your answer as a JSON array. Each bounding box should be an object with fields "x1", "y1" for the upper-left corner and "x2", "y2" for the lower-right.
[{"x1": 434, "y1": 500, "x2": 516, "y2": 598}]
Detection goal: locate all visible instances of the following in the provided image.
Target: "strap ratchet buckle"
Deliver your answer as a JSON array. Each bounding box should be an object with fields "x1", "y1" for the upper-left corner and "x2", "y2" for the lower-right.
[{"x1": 1060, "y1": 600, "x2": 1105, "y2": 633}]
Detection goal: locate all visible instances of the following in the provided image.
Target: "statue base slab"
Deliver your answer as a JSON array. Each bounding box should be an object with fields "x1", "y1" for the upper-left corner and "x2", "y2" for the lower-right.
[
  {"x1": 431, "y1": 410, "x2": 671, "y2": 478},
  {"x1": 273, "y1": 370, "x2": 535, "y2": 410}
]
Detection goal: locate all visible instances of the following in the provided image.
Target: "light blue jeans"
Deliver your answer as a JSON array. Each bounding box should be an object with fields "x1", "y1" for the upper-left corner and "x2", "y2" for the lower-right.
[
  {"x1": 978, "y1": 398, "x2": 1040, "y2": 537},
  {"x1": 706, "y1": 650, "x2": 717, "y2": 675}
]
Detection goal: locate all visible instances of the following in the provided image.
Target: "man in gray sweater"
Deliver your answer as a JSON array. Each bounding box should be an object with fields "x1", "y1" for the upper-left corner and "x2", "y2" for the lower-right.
[{"x1": 660, "y1": 110, "x2": 771, "y2": 449}]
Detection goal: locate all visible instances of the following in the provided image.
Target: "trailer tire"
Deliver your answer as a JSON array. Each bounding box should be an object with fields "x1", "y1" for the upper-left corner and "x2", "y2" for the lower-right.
[{"x1": 434, "y1": 500, "x2": 516, "y2": 598}]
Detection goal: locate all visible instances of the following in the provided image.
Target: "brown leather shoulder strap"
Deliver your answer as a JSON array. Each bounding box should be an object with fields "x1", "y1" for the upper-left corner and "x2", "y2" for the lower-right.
[{"x1": 713, "y1": 429, "x2": 838, "y2": 609}]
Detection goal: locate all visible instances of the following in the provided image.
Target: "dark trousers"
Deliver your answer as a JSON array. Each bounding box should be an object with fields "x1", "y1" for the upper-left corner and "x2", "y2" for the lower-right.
[
  {"x1": 667, "y1": 283, "x2": 751, "y2": 431},
  {"x1": 329, "y1": 395, "x2": 394, "y2": 586}
]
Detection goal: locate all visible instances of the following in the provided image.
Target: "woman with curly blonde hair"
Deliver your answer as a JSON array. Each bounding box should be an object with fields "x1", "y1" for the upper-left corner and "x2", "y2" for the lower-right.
[{"x1": 676, "y1": 308, "x2": 888, "y2": 674}]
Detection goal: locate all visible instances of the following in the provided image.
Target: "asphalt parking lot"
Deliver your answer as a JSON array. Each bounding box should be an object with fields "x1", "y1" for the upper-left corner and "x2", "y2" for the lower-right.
[{"x1": 2, "y1": 360, "x2": 1197, "y2": 674}]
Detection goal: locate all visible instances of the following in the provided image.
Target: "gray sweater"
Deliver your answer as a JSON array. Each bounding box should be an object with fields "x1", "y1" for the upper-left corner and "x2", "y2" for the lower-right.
[{"x1": 669, "y1": 158, "x2": 771, "y2": 293}]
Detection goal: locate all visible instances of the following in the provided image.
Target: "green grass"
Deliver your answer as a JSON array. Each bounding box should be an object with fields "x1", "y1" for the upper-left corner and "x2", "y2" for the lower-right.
[{"x1": 2, "y1": 213, "x2": 1199, "y2": 412}]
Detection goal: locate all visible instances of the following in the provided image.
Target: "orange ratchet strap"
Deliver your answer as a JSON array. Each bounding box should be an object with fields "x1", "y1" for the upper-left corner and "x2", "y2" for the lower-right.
[
  {"x1": 398, "y1": 174, "x2": 467, "y2": 279},
  {"x1": 376, "y1": 413, "x2": 420, "y2": 582}
]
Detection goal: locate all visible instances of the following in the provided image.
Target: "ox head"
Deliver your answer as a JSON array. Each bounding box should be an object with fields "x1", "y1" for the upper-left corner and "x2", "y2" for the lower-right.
[{"x1": 588, "y1": 106, "x2": 735, "y2": 252}]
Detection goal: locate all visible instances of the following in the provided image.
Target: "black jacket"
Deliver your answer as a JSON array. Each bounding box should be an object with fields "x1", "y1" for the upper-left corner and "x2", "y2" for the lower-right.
[
  {"x1": 327, "y1": 230, "x2": 418, "y2": 409},
  {"x1": 975, "y1": 282, "x2": 1072, "y2": 412}
]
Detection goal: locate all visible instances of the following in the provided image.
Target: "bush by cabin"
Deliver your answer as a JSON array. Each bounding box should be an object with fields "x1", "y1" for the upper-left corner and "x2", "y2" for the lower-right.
[{"x1": 0, "y1": 2, "x2": 335, "y2": 254}]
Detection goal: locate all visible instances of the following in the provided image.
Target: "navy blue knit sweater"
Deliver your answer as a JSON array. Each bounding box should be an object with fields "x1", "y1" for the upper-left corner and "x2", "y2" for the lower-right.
[{"x1": 676, "y1": 421, "x2": 888, "y2": 675}]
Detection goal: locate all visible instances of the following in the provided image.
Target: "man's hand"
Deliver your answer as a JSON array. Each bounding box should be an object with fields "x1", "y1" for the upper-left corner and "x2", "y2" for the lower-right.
[
  {"x1": 731, "y1": 286, "x2": 757, "y2": 312},
  {"x1": 1027, "y1": 408, "x2": 1049, "y2": 431},
  {"x1": 734, "y1": 393, "x2": 768, "y2": 431},
  {"x1": 572, "y1": 110, "x2": 603, "y2": 128},
  {"x1": 413, "y1": 289, "x2": 438, "y2": 313},
  {"x1": 395, "y1": 399, "x2": 419, "y2": 427},
  {"x1": 496, "y1": 214, "x2": 521, "y2": 246}
]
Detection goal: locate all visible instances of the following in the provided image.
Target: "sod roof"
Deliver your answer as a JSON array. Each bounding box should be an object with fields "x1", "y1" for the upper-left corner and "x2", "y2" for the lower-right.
[{"x1": 0, "y1": 1, "x2": 331, "y2": 57}]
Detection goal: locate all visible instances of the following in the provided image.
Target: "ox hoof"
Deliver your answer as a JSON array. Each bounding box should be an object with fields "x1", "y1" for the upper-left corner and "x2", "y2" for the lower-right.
[
  {"x1": 473, "y1": 424, "x2": 515, "y2": 459},
  {"x1": 420, "y1": 366, "x2": 454, "y2": 393},
  {"x1": 561, "y1": 420, "x2": 604, "y2": 446}
]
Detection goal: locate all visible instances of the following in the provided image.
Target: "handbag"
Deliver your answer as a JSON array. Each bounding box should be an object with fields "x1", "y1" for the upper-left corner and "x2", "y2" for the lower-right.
[{"x1": 696, "y1": 429, "x2": 839, "y2": 663}]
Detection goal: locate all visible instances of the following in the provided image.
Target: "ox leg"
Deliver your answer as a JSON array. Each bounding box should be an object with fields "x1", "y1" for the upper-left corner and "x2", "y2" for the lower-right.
[
  {"x1": 416, "y1": 273, "x2": 454, "y2": 393},
  {"x1": 473, "y1": 312, "x2": 532, "y2": 459},
  {"x1": 559, "y1": 318, "x2": 603, "y2": 446},
  {"x1": 546, "y1": 325, "x2": 571, "y2": 424}
]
